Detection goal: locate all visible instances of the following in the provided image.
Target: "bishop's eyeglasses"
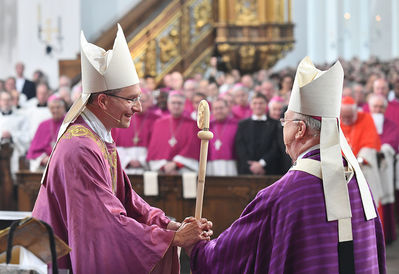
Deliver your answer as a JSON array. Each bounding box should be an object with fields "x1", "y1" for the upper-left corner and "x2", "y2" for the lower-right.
[
  {"x1": 106, "y1": 93, "x2": 141, "y2": 105},
  {"x1": 280, "y1": 118, "x2": 303, "y2": 127}
]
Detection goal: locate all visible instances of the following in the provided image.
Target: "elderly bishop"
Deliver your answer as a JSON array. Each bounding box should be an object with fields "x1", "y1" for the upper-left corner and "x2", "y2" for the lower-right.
[{"x1": 188, "y1": 57, "x2": 385, "y2": 273}]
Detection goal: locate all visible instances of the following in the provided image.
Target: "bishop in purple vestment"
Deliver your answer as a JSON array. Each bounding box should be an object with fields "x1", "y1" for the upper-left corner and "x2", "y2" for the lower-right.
[
  {"x1": 147, "y1": 92, "x2": 200, "y2": 174},
  {"x1": 207, "y1": 98, "x2": 238, "y2": 176},
  {"x1": 190, "y1": 149, "x2": 385, "y2": 273},
  {"x1": 189, "y1": 57, "x2": 386, "y2": 273},
  {"x1": 32, "y1": 24, "x2": 212, "y2": 274}
]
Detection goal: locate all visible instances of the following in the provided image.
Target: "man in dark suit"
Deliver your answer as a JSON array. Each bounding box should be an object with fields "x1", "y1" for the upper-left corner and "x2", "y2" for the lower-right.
[
  {"x1": 15, "y1": 62, "x2": 36, "y2": 100},
  {"x1": 235, "y1": 93, "x2": 287, "y2": 175}
]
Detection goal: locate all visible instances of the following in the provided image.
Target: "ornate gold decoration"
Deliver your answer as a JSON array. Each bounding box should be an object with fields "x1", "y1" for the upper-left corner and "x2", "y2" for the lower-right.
[
  {"x1": 183, "y1": 46, "x2": 213, "y2": 78},
  {"x1": 181, "y1": 4, "x2": 191, "y2": 51},
  {"x1": 61, "y1": 125, "x2": 117, "y2": 193},
  {"x1": 122, "y1": 0, "x2": 294, "y2": 81},
  {"x1": 235, "y1": 0, "x2": 258, "y2": 25},
  {"x1": 133, "y1": 55, "x2": 145, "y2": 79},
  {"x1": 144, "y1": 39, "x2": 157, "y2": 77},
  {"x1": 194, "y1": 0, "x2": 212, "y2": 33},
  {"x1": 159, "y1": 27, "x2": 179, "y2": 64},
  {"x1": 239, "y1": 45, "x2": 256, "y2": 71},
  {"x1": 215, "y1": 0, "x2": 294, "y2": 72}
]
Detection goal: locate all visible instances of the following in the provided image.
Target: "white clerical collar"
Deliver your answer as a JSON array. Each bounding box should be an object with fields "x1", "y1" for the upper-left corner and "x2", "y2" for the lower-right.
[
  {"x1": 251, "y1": 114, "x2": 267, "y2": 121},
  {"x1": 81, "y1": 108, "x2": 113, "y2": 143},
  {"x1": 297, "y1": 144, "x2": 320, "y2": 160},
  {"x1": 16, "y1": 78, "x2": 25, "y2": 92}
]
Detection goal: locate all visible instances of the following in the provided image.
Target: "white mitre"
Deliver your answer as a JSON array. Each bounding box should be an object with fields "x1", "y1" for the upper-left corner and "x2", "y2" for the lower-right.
[
  {"x1": 60, "y1": 23, "x2": 139, "y2": 138},
  {"x1": 41, "y1": 24, "x2": 139, "y2": 184},
  {"x1": 288, "y1": 57, "x2": 376, "y2": 227}
]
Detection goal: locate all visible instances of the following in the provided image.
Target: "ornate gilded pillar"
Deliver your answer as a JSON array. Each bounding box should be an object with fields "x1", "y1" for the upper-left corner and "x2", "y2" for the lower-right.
[
  {"x1": 258, "y1": 0, "x2": 267, "y2": 23},
  {"x1": 218, "y1": 0, "x2": 227, "y2": 23},
  {"x1": 266, "y1": 0, "x2": 275, "y2": 22}
]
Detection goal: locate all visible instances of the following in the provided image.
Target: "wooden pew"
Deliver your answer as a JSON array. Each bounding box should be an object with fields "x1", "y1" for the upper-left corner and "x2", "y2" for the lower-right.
[
  {"x1": 16, "y1": 171, "x2": 280, "y2": 236},
  {"x1": 0, "y1": 142, "x2": 15, "y2": 210}
]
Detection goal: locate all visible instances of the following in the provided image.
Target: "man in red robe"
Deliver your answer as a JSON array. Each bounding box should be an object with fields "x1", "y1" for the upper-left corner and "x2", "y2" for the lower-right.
[
  {"x1": 340, "y1": 96, "x2": 383, "y2": 218},
  {"x1": 341, "y1": 96, "x2": 381, "y2": 156},
  {"x1": 147, "y1": 91, "x2": 200, "y2": 174},
  {"x1": 32, "y1": 24, "x2": 212, "y2": 273}
]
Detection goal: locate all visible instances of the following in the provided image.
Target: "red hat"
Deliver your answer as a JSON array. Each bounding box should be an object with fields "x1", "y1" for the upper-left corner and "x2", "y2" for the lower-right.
[{"x1": 341, "y1": 96, "x2": 356, "y2": 105}]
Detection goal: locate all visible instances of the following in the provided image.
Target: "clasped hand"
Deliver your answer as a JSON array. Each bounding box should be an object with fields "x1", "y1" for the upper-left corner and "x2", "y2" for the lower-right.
[{"x1": 171, "y1": 217, "x2": 213, "y2": 256}]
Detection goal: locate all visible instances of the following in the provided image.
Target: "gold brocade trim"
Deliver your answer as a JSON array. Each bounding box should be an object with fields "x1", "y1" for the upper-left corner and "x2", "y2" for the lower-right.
[{"x1": 61, "y1": 125, "x2": 117, "y2": 193}]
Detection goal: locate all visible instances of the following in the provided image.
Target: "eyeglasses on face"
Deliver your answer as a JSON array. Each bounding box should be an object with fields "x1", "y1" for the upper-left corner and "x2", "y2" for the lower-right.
[
  {"x1": 106, "y1": 93, "x2": 141, "y2": 105},
  {"x1": 280, "y1": 118, "x2": 302, "y2": 127}
]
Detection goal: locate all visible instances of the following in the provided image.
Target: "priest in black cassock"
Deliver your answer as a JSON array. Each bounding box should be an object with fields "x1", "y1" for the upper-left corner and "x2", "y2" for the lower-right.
[{"x1": 235, "y1": 93, "x2": 289, "y2": 175}]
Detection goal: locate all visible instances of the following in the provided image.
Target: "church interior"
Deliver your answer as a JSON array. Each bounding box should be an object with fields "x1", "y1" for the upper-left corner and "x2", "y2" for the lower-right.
[{"x1": 0, "y1": 0, "x2": 399, "y2": 273}]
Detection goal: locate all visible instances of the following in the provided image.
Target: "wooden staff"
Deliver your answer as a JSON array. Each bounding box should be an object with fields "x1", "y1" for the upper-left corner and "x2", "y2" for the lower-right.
[{"x1": 195, "y1": 100, "x2": 213, "y2": 219}]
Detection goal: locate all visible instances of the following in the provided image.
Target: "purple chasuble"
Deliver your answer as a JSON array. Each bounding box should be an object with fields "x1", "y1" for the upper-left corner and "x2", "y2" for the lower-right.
[
  {"x1": 231, "y1": 105, "x2": 252, "y2": 121},
  {"x1": 208, "y1": 117, "x2": 238, "y2": 160},
  {"x1": 380, "y1": 118, "x2": 399, "y2": 153},
  {"x1": 146, "y1": 115, "x2": 200, "y2": 161},
  {"x1": 26, "y1": 117, "x2": 63, "y2": 159},
  {"x1": 191, "y1": 149, "x2": 386, "y2": 274},
  {"x1": 112, "y1": 111, "x2": 160, "y2": 148},
  {"x1": 32, "y1": 117, "x2": 178, "y2": 274}
]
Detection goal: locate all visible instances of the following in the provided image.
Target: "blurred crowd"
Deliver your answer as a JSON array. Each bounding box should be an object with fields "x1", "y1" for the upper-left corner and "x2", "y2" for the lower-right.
[{"x1": 1, "y1": 56, "x2": 399, "y2": 243}]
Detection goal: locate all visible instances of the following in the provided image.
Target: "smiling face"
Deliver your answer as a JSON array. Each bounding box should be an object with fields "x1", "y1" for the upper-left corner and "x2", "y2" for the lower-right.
[{"x1": 103, "y1": 84, "x2": 142, "y2": 128}]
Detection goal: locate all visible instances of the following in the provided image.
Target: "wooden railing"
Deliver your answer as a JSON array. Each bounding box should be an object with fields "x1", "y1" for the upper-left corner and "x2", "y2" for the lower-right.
[{"x1": 16, "y1": 171, "x2": 280, "y2": 236}]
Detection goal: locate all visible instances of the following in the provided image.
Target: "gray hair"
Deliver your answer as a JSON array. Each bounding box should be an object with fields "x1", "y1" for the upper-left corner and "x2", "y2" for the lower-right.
[
  {"x1": 368, "y1": 93, "x2": 388, "y2": 107},
  {"x1": 293, "y1": 113, "x2": 321, "y2": 136}
]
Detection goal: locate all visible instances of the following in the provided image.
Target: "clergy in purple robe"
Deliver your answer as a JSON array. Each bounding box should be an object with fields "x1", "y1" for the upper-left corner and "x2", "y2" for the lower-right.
[
  {"x1": 189, "y1": 57, "x2": 386, "y2": 273},
  {"x1": 231, "y1": 83, "x2": 252, "y2": 121},
  {"x1": 112, "y1": 91, "x2": 160, "y2": 174},
  {"x1": 147, "y1": 91, "x2": 200, "y2": 174},
  {"x1": 363, "y1": 78, "x2": 399, "y2": 128},
  {"x1": 207, "y1": 98, "x2": 238, "y2": 176},
  {"x1": 32, "y1": 24, "x2": 212, "y2": 274},
  {"x1": 26, "y1": 95, "x2": 66, "y2": 171},
  {"x1": 369, "y1": 94, "x2": 399, "y2": 244}
]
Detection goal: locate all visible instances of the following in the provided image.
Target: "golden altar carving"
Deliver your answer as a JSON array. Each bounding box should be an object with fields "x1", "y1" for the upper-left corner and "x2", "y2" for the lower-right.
[{"x1": 215, "y1": 0, "x2": 294, "y2": 72}]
